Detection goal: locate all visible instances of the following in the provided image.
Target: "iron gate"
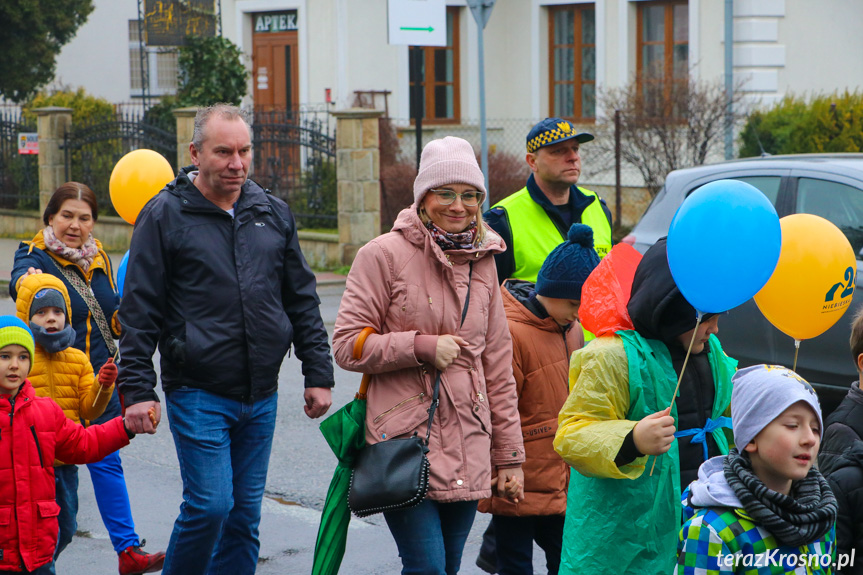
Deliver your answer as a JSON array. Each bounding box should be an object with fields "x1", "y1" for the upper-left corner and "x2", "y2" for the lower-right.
[
  {"x1": 0, "y1": 107, "x2": 38, "y2": 211},
  {"x1": 250, "y1": 106, "x2": 336, "y2": 229},
  {"x1": 63, "y1": 110, "x2": 177, "y2": 217}
]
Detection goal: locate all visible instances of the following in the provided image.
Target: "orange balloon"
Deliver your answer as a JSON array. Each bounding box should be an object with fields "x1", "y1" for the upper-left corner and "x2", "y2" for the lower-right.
[
  {"x1": 754, "y1": 214, "x2": 856, "y2": 340},
  {"x1": 109, "y1": 149, "x2": 174, "y2": 224}
]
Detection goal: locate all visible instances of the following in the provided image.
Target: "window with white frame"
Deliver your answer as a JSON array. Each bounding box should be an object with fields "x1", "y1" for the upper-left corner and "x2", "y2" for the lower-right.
[{"x1": 129, "y1": 20, "x2": 179, "y2": 97}]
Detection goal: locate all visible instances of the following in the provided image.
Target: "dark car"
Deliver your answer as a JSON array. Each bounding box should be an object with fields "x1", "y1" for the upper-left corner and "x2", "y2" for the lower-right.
[{"x1": 624, "y1": 154, "x2": 863, "y2": 415}]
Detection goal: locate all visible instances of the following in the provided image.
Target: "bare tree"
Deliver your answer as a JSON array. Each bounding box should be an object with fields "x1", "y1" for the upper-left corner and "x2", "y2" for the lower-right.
[{"x1": 592, "y1": 77, "x2": 749, "y2": 196}]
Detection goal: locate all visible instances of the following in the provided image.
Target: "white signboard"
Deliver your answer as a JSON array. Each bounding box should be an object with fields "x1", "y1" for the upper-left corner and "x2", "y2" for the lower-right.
[
  {"x1": 18, "y1": 133, "x2": 38, "y2": 155},
  {"x1": 388, "y1": 0, "x2": 446, "y2": 46}
]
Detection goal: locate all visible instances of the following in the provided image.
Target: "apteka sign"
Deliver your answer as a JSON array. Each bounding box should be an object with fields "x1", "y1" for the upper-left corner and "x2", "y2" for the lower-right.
[{"x1": 254, "y1": 11, "x2": 298, "y2": 33}]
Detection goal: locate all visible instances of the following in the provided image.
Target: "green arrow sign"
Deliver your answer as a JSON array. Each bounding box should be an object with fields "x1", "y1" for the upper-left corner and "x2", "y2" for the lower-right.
[{"x1": 400, "y1": 26, "x2": 434, "y2": 32}]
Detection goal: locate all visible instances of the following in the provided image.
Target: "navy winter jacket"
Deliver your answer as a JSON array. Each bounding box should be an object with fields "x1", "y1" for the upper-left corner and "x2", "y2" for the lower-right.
[{"x1": 118, "y1": 167, "x2": 335, "y2": 405}]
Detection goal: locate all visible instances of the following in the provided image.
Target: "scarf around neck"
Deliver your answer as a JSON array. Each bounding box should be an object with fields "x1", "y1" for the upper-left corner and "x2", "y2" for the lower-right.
[
  {"x1": 43, "y1": 226, "x2": 99, "y2": 272},
  {"x1": 723, "y1": 448, "x2": 837, "y2": 547},
  {"x1": 425, "y1": 219, "x2": 477, "y2": 252},
  {"x1": 30, "y1": 323, "x2": 76, "y2": 354}
]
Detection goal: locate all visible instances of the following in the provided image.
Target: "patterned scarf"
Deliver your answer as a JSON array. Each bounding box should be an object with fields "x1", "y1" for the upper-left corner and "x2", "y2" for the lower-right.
[
  {"x1": 724, "y1": 448, "x2": 837, "y2": 547},
  {"x1": 425, "y1": 219, "x2": 477, "y2": 252},
  {"x1": 43, "y1": 226, "x2": 99, "y2": 272}
]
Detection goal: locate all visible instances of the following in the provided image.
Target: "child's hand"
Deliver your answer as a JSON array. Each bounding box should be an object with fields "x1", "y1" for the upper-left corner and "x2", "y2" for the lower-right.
[
  {"x1": 633, "y1": 407, "x2": 676, "y2": 456},
  {"x1": 495, "y1": 466, "x2": 525, "y2": 504},
  {"x1": 98, "y1": 358, "x2": 118, "y2": 388}
]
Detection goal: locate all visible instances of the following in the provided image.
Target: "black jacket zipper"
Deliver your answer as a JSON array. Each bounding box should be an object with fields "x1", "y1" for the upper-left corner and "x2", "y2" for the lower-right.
[{"x1": 30, "y1": 426, "x2": 44, "y2": 468}]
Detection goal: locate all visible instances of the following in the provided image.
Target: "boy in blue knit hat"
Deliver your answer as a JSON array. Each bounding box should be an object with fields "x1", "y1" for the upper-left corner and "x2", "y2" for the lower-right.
[
  {"x1": 0, "y1": 316, "x2": 140, "y2": 574},
  {"x1": 677, "y1": 365, "x2": 838, "y2": 574},
  {"x1": 477, "y1": 223, "x2": 600, "y2": 575}
]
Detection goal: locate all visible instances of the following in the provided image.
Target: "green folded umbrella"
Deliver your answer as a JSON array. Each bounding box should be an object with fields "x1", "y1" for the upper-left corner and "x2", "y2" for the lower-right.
[
  {"x1": 312, "y1": 396, "x2": 367, "y2": 575},
  {"x1": 312, "y1": 327, "x2": 375, "y2": 575}
]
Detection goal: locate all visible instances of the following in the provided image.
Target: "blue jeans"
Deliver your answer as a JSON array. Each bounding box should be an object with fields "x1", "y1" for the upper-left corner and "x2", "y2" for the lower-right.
[
  {"x1": 162, "y1": 387, "x2": 277, "y2": 575},
  {"x1": 384, "y1": 499, "x2": 478, "y2": 575},
  {"x1": 492, "y1": 514, "x2": 564, "y2": 575}
]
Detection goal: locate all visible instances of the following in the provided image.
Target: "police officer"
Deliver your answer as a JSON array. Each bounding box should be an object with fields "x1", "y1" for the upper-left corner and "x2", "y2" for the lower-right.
[{"x1": 485, "y1": 118, "x2": 613, "y2": 285}]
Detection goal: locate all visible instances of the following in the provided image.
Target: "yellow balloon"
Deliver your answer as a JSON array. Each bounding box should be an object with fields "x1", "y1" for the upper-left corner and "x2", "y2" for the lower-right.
[
  {"x1": 754, "y1": 214, "x2": 856, "y2": 340},
  {"x1": 109, "y1": 149, "x2": 174, "y2": 224}
]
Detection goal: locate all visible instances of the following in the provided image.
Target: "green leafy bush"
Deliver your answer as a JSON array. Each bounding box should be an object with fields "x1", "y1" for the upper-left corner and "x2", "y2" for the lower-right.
[
  {"x1": 143, "y1": 95, "x2": 179, "y2": 134},
  {"x1": 294, "y1": 157, "x2": 337, "y2": 229},
  {"x1": 177, "y1": 36, "x2": 248, "y2": 106},
  {"x1": 22, "y1": 86, "x2": 114, "y2": 125},
  {"x1": 740, "y1": 91, "x2": 863, "y2": 157}
]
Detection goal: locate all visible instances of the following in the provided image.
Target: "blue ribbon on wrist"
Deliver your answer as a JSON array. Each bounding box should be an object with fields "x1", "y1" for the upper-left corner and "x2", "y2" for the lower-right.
[{"x1": 674, "y1": 416, "x2": 732, "y2": 461}]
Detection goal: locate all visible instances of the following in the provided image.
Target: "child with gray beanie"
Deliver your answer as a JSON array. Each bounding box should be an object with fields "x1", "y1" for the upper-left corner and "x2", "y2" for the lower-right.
[
  {"x1": 677, "y1": 364, "x2": 839, "y2": 574},
  {"x1": 476, "y1": 223, "x2": 599, "y2": 575}
]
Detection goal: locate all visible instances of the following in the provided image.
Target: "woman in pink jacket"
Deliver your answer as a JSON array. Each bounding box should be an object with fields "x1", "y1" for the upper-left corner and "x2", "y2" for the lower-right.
[{"x1": 334, "y1": 136, "x2": 526, "y2": 574}]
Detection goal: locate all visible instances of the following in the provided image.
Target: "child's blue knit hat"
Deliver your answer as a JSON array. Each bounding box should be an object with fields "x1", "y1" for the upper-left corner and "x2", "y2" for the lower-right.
[
  {"x1": 0, "y1": 316, "x2": 35, "y2": 361},
  {"x1": 731, "y1": 364, "x2": 823, "y2": 449},
  {"x1": 535, "y1": 224, "x2": 601, "y2": 299}
]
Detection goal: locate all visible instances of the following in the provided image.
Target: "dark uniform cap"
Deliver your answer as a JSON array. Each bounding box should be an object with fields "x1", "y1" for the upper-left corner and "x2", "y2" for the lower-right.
[{"x1": 526, "y1": 118, "x2": 594, "y2": 153}]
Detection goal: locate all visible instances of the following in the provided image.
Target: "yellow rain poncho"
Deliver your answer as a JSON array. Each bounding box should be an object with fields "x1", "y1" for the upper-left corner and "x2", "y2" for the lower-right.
[{"x1": 553, "y1": 331, "x2": 735, "y2": 574}]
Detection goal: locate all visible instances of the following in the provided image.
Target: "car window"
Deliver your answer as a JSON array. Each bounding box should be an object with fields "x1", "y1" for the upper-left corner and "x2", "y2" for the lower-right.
[
  {"x1": 688, "y1": 176, "x2": 781, "y2": 206},
  {"x1": 733, "y1": 176, "x2": 781, "y2": 206},
  {"x1": 796, "y1": 177, "x2": 863, "y2": 260}
]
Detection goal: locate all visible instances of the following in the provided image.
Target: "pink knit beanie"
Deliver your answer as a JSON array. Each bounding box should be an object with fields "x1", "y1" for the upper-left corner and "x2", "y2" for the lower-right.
[{"x1": 413, "y1": 137, "x2": 486, "y2": 205}]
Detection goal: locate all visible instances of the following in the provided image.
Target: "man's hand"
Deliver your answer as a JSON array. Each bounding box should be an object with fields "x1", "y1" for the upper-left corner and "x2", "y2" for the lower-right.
[
  {"x1": 434, "y1": 335, "x2": 468, "y2": 371},
  {"x1": 98, "y1": 358, "x2": 118, "y2": 388},
  {"x1": 304, "y1": 387, "x2": 332, "y2": 419},
  {"x1": 125, "y1": 401, "x2": 160, "y2": 435},
  {"x1": 632, "y1": 407, "x2": 676, "y2": 456},
  {"x1": 494, "y1": 466, "x2": 525, "y2": 504}
]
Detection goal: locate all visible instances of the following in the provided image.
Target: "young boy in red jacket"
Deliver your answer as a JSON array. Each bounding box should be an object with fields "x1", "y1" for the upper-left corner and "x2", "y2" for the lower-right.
[{"x1": 0, "y1": 316, "x2": 140, "y2": 574}]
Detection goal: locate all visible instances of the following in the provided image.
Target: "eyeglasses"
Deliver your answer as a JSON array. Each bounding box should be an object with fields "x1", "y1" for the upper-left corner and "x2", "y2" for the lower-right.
[{"x1": 429, "y1": 188, "x2": 486, "y2": 207}]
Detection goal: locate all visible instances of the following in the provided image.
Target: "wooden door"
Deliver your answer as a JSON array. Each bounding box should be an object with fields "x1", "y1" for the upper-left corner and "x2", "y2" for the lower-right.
[{"x1": 252, "y1": 31, "x2": 299, "y2": 110}]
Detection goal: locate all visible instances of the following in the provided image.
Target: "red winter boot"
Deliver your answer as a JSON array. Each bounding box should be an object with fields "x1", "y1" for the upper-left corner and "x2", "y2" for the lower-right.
[{"x1": 118, "y1": 540, "x2": 166, "y2": 574}]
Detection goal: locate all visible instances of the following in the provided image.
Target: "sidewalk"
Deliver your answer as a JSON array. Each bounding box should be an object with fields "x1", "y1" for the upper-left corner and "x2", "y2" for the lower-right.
[{"x1": 0, "y1": 237, "x2": 347, "y2": 294}]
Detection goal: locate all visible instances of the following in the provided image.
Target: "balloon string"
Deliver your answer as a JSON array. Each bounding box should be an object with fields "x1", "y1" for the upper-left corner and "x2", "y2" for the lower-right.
[
  {"x1": 793, "y1": 339, "x2": 801, "y2": 372},
  {"x1": 650, "y1": 311, "x2": 703, "y2": 477}
]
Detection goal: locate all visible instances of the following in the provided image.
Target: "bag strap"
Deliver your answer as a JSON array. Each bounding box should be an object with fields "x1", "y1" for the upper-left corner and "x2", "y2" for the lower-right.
[
  {"x1": 46, "y1": 255, "x2": 117, "y2": 356},
  {"x1": 423, "y1": 262, "x2": 473, "y2": 445}
]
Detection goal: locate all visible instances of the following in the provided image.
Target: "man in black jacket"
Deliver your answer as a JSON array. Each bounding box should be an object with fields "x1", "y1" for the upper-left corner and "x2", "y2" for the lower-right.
[
  {"x1": 819, "y1": 307, "x2": 863, "y2": 572},
  {"x1": 118, "y1": 104, "x2": 335, "y2": 575}
]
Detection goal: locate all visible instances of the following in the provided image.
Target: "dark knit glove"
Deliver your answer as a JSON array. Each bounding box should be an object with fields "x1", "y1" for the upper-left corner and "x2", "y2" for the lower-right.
[{"x1": 98, "y1": 358, "x2": 117, "y2": 388}]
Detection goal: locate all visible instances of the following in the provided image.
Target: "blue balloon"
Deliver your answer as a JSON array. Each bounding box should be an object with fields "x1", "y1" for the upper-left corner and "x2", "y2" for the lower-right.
[
  {"x1": 116, "y1": 250, "x2": 130, "y2": 297},
  {"x1": 667, "y1": 179, "x2": 781, "y2": 314}
]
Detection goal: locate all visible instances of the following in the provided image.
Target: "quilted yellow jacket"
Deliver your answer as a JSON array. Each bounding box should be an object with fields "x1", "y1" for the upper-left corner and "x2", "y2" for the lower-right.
[{"x1": 15, "y1": 274, "x2": 113, "y2": 424}]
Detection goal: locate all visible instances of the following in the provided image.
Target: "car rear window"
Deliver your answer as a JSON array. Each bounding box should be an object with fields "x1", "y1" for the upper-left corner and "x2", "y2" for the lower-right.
[
  {"x1": 796, "y1": 177, "x2": 863, "y2": 259},
  {"x1": 688, "y1": 176, "x2": 781, "y2": 205}
]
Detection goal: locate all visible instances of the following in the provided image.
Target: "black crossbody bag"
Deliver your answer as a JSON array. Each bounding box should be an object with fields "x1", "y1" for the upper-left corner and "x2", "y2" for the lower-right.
[{"x1": 348, "y1": 263, "x2": 473, "y2": 518}]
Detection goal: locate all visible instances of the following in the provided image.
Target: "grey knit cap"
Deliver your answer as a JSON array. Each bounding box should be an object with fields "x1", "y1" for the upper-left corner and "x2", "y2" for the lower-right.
[
  {"x1": 29, "y1": 288, "x2": 67, "y2": 320},
  {"x1": 731, "y1": 364, "x2": 823, "y2": 449}
]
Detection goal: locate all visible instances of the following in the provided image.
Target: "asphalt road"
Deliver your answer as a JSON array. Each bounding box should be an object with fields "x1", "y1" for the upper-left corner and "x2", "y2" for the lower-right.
[{"x1": 0, "y1": 286, "x2": 545, "y2": 574}]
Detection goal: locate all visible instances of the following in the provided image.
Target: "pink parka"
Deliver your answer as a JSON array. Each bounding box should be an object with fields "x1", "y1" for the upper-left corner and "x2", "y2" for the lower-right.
[{"x1": 333, "y1": 207, "x2": 525, "y2": 502}]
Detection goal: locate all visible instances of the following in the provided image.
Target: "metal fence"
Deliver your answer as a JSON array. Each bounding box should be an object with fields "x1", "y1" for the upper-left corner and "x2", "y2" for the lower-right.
[
  {"x1": 249, "y1": 104, "x2": 336, "y2": 230},
  {"x1": 64, "y1": 109, "x2": 177, "y2": 217},
  {"x1": 385, "y1": 117, "x2": 645, "y2": 191},
  {"x1": 0, "y1": 106, "x2": 38, "y2": 211}
]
